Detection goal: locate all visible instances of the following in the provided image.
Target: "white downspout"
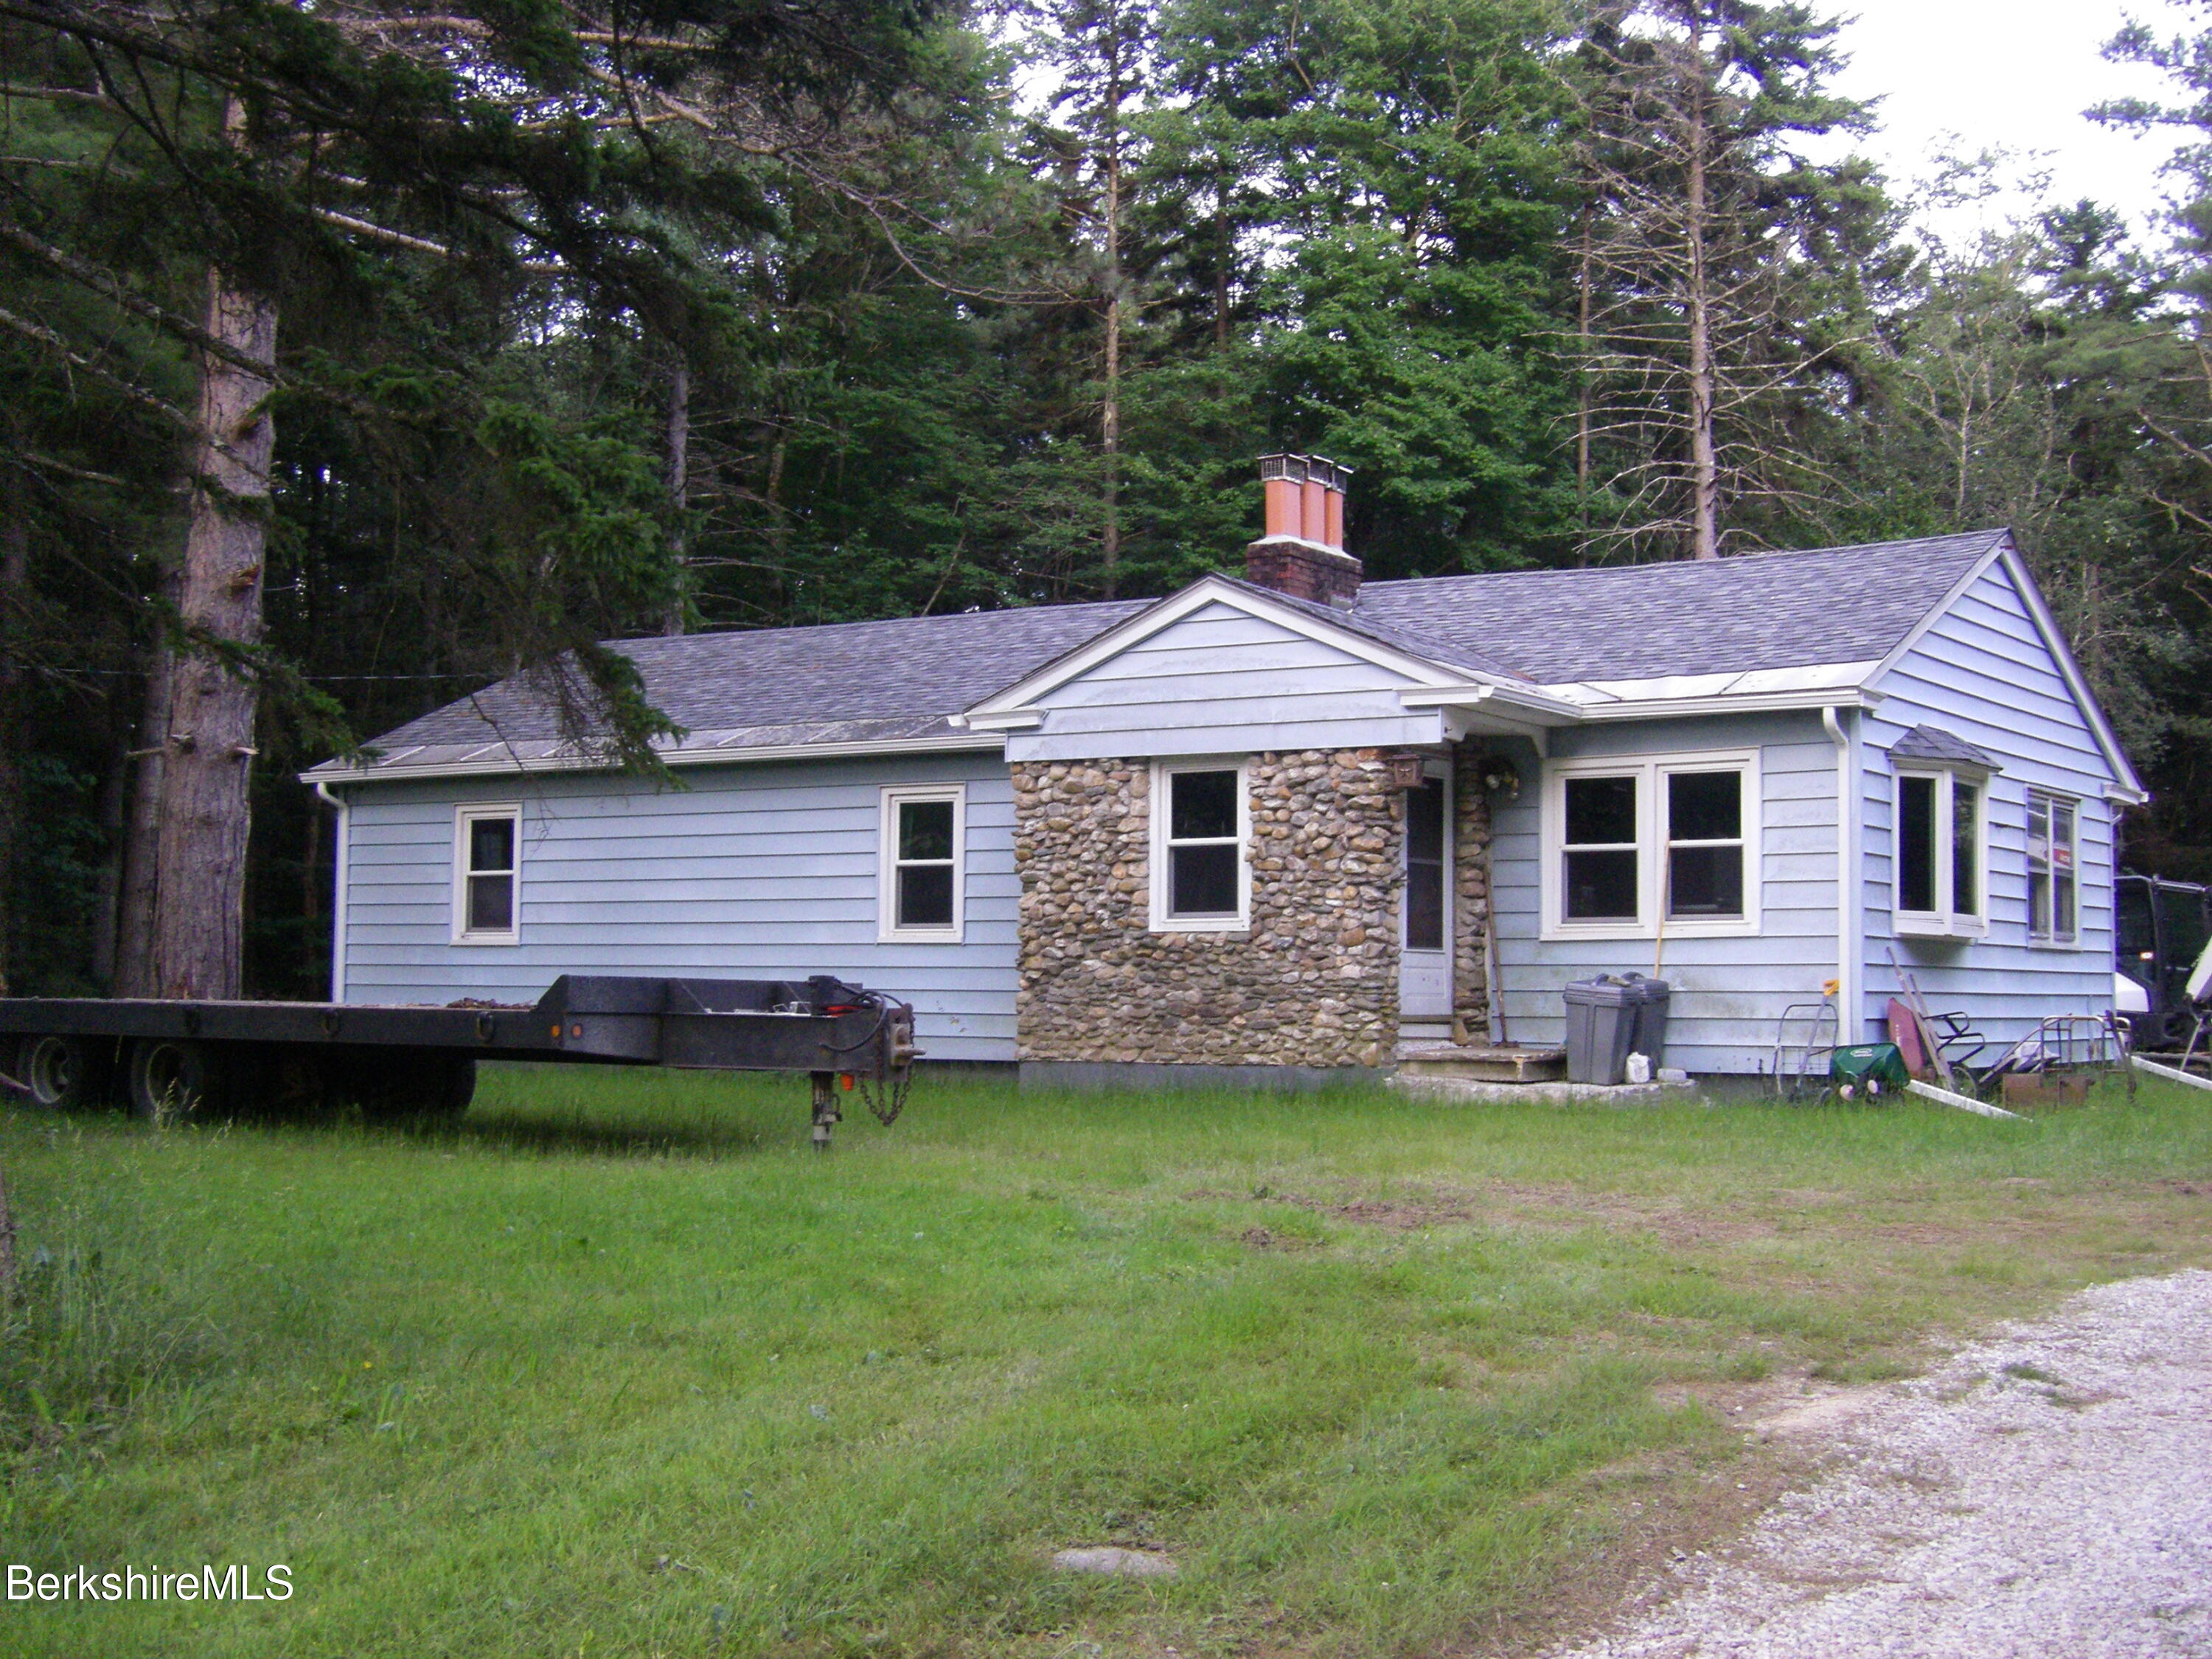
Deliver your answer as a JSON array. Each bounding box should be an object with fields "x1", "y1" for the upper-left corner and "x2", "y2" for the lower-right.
[
  {"x1": 1823, "y1": 707, "x2": 1857, "y2": 1043},
  {"x1": 313, "y1": 779, "x2": 349, "y2": 1004}
]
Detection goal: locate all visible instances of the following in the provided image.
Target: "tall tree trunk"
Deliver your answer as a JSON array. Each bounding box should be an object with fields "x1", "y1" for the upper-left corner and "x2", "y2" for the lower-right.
[
  {"x1": 90, "y1": 727, "x2": 130, "y2": 987},
  {"x1": 1683, "y1": 36, "x2": 1719, "y2": 562},
  {"x1": 1576, "y1": 206, "x2": 1594, "y2": 562},
  {"x1": 661, "y1": 355, "x2": 690, "y2": 636},
  {"x1": 148, "y1": 257, "x2": 278, "y2": 1000},
  {"x1": 0, "y1": 469, "x2": 27, "y2": 998},
  {"x1": 114, "y1": 627, "x2": 172, "y2": 997},
  {"x1": 1214, "y1": 175, "x2": 1231, "y2": 351},
  {"x1": 1101, "y1": 109, "x2": 1123, "y2": 601}
]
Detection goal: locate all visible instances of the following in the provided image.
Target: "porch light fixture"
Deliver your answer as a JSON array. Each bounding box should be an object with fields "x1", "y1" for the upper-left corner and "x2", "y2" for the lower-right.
[{"x1": 1383, "y1": 751, "x2": 1427, "y2": 791}]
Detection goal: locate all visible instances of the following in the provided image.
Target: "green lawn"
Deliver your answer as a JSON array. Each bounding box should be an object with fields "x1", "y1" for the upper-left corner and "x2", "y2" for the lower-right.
[{"x1": 3, "y1": 1067, "x2": 2210, "y2": 1658}]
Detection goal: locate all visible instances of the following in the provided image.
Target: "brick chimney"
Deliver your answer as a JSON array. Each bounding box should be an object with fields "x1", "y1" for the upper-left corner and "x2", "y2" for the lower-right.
[{"x1": 1245, "y1": 454, "x2": 1360, "y2": 608}]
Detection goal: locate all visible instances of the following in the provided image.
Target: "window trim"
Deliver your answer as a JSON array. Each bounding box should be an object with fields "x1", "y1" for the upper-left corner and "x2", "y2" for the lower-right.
[
  {"x1": 451, "y1": 803, "x2": 522, "y2": 946},
  {"x1": 1539, "y1": 750, "x2": 1762, "y2": 942},
  {"x1": 2026, "y1": 787, "x2": 2080, "y2": 948},
  {"x1": 1892, "y1": 765, "x2": 1990, "y2": 939},
  {"x1": 1150, "y1": 757, "x2": 1252, "y2": 933},
  {"x1": 878, "y1": 784, "x2": 967, "y2": 943}
]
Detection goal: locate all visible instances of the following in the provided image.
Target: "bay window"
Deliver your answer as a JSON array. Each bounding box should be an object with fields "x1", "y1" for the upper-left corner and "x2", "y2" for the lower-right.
[{"x1": 1893, "y1": 767, "x2": 1986, "y2": 937}]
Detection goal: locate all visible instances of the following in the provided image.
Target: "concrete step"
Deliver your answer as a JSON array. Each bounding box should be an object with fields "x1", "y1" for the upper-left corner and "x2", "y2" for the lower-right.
[{"x1": 1395, "y1": 1043, "x2": 1568, "y2": 1084}]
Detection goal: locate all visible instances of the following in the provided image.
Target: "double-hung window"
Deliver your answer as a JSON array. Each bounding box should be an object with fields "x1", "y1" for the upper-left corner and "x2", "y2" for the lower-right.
[
  {"x1": 1543, "y1": 752, "x2": 1759, "y2": 939},
  {"x1": 1150, "y1": 759, "x2": 1249, "y2": 931},
  {"x1": 1893, "y1": 768, "x2": 1987, "y2": 937},
  {"x1": 2026, "y1": 790, "x2": 2078, "y2": 945},
  {"x1": 880, "y1": 785, "x2": 966, "y2": 942},
  {"x1": 453, "y1": 805, "x2": 521, "y2": 944},
  {"x1": 1562, "y1": 775, "x2": 1639, "y2": 922}
]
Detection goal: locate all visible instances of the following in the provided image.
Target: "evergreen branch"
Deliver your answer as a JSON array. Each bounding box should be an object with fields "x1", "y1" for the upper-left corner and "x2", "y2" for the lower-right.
[
  {"x1": 0, "y1": 300, "x2": 207, "y2": 440},
  {"x1": 0, "y1": 80, "x2": 118, "y2": 109}
]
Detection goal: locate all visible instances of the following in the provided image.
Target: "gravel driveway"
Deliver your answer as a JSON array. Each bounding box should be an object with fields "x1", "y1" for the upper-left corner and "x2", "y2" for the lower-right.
[{"x1": 1549, "y1": 1268, "x2": 2212, "y2": 1658}]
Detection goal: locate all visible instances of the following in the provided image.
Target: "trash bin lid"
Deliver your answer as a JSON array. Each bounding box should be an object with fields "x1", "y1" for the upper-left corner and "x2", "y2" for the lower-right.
[{"x1": 1564, "y1": 976, "x2": 1641, "y2": 1006}]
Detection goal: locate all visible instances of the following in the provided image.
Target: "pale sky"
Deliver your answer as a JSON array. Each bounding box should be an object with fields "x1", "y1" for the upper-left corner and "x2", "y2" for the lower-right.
[{"x1": 1825, "y1": 0, "x2": 2197, "y2": 246}]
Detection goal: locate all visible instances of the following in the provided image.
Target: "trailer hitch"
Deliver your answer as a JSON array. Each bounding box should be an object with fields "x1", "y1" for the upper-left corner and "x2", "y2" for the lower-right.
[{"x1": 807, "y1": 984, "x2": 920, "y2": 1149}]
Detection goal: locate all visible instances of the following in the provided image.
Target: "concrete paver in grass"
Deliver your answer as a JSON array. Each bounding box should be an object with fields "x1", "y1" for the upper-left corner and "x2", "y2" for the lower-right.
[{"x1": 1050, "y1": 1547, "x2": 1178, "y2": 1579}]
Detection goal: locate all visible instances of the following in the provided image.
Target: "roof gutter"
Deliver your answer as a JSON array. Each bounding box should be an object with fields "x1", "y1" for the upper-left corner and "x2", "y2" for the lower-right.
[
  {"x1": 1395, "y1": 682, "x2": 1585, "y2": 720},
  {"x1": 1397, "y1": 683, "x2": 1882, "y2": 728},
  {"x1": 1824, "y1": 706, "x2": 1859, "y2": 1044},
  {"x1": 1572, "y1": 686, "x2": 1885, "y2": 722},
  {"x1": 311, "y1": 779, "x2": 349, "y2": 1002},
  {"x1": 298, "y1": 731, "x2": 1006, "y2": 787}
]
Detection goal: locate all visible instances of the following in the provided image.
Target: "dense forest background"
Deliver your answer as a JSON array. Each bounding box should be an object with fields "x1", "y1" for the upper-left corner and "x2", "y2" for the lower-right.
[{"x1": 7, "y1": 0, "x2": 2212, "y2": 998}]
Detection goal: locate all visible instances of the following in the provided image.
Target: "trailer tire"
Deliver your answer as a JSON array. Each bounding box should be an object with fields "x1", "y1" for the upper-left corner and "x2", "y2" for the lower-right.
[
  {"x1": 127, "y1": 1037, "x2": 229, "y2": 1121},
  {"x1": 366, "y1": 1051, "x2": 475, "y2": 1120},
  {"x1": 14, "y1": 1034, "x2": 107, "y2": 1110},
  {"x1": 326, "y1": 1048, "x2": 474, "y2": 1121},
  {"x1": 430, "y1": 1052, "x2": 477, "y2": 1116}
]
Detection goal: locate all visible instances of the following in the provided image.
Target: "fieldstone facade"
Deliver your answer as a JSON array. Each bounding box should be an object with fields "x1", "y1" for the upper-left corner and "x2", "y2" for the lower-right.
[
  {"x1": 1451, "y1": 739, "x2": 1498, "y2": 1043},
  {"x1": 1012, "y1": 750, "x2": 1405, "y2": 1068}
]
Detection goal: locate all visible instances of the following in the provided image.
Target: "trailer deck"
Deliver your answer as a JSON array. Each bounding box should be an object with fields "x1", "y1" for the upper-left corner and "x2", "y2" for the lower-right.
[{"x1": 0, "y1": 975, "x2": 917, "y2": 1146}]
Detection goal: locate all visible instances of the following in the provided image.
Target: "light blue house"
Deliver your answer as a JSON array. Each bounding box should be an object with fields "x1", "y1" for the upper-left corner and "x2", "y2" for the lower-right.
[{"x1": 306, "y1": 461, "x2": 2141, "y2": 1082}]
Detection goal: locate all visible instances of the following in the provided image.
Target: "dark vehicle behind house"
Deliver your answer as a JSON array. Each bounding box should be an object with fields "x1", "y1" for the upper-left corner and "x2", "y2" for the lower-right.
[{"x1": 2115, "y1": 874, "x2": 2211, "y2": 1048}]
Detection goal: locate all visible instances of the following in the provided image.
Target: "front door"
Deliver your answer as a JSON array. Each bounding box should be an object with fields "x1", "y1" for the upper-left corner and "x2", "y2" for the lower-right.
[{"x1": 1399, "y1": 769, "x2": 1453, "y2": 1022}]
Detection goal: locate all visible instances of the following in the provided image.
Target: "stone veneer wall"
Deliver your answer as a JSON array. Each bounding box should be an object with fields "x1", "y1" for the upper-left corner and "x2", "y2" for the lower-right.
[
  {"x1": 1450, "y1": 739, "x2": 1498, "y2": 1042},
  {"x1": 1013, "y1": 750, "x2": 1402, "y2": 1068}
]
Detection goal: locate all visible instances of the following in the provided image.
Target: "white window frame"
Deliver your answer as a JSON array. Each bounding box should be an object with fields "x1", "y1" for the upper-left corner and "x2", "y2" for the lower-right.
[
  {"x1": 1150, "y1": 757, "x2": 1251, "y2": 933},
  {"x1": 2026, "y1": 787, "x2": 2079, "y2": 947},
  {"x1": 1539, "y1": 749, "x2": 1763, "y2": 942},
  {"x1": 878, "y1": 785, "x2": 967, "y2": 943},
  {"x1": 452, "y1": 804, "x2": 521, "y2": 946},
  {"x1": 1892, "y1": 765, "x2": 1989, "y2": 939}
]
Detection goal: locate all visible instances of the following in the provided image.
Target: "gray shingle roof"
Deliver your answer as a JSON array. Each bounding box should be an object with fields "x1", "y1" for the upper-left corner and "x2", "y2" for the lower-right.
[
  {"x1": 366, "y1": 600, "x2": 1152, "y2": 750},
  {"x1": 1212, "y1": 575, "x2": 1540, "y2": 686},
  {"x1": 1355, "y1": 531, "x2": 2006, "y2": 684},
  {"x1": 1889, "y1": 724, "x2": 2003, "y2": 768},
  {"x1": 344, "y1": 529, "x2": 2008, "y2": 760}
]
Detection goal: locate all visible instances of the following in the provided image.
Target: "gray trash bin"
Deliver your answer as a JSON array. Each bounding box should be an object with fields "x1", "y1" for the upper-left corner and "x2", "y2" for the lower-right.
[
  {"x1": 1563, "y1": 974, "x2": 1672, "y2": 1085},
  {"x1": 1627, "y1": 975, "x2": 1671, "y2": 1071}
]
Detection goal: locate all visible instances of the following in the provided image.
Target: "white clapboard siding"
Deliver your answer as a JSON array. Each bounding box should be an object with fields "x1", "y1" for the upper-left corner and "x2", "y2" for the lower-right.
[
  {"x1": 1490, "y1": 711, "x2": 1843, "y2": 1074},
  {"x1": 1004, "y1": 602, "x2": 1442, "y2": 762},
  {"x1": 339, "y1": 752, "x2": 1020, "y2": 1061},
  {"x1": 1856, "y1": 557, "x2": 2122, "y2": 1050}
]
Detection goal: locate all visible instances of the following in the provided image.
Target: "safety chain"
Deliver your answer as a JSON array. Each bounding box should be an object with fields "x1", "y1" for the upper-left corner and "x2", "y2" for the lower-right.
[{"x1": 827, "y1": 992, "x2": 919, "y2": 1126}]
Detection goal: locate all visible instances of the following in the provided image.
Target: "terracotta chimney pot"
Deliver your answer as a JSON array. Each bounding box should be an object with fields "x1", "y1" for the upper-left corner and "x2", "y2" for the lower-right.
[{"x1": 1245, "y1": 453, "x2": 1362, "y2": 608}]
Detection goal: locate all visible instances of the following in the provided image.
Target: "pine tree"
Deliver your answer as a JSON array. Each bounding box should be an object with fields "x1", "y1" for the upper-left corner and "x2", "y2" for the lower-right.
[
  {"x1": 1569, "y1": 0, "x2": 1893, "y2": 559},
  {"x1": 0, "y1": 0, "x2": 946, "y2": 996}
]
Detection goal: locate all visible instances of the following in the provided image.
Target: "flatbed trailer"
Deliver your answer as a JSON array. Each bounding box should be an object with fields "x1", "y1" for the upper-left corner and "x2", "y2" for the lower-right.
[{"x1": 0, "y1": 975, "x2": 917, "y2": 1147}]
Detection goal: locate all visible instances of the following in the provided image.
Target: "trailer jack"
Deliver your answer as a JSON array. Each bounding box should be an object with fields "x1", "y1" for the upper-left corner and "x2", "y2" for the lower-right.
[{"x1": 810, "y1": 1071, "x2": 842, "y2": 1151}]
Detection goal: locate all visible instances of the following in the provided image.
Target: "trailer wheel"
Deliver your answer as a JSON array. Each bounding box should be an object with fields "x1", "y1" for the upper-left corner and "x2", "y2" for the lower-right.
[
  {"x1": 127, "y1": 1038, "x2": 228, "y2": 1121},
  {"x1": 368, "y1": 1051, "x2": 476, "y2": 1120},
  {"x1": 15, "y1": 1034, "x2": 105, "y2": 1110},
  {"x1": 327, "y1": 1048, "x2": 475, "y2": 1121},
  {"x1": 429, "y1": 1053, "x2": 477, "y2": 1116}
]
